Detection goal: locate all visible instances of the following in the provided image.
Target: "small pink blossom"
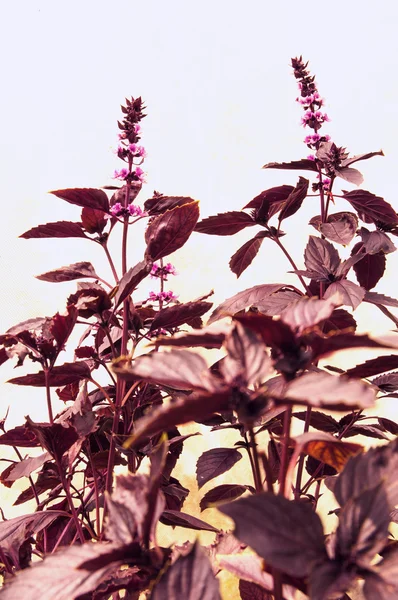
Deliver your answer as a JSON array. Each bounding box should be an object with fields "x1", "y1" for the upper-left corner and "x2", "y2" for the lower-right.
[
  {"x1": 151, "y1": 262, "x2": 177, "y2": 279},
  {"x1": 307, "y1": 154, "x2": 316, "y2": 161},
  {"x1": 304, "y1": 133, "x2": 321, "y2": 145},
  {"x1": 134, "y1": 124, "x2": 142, "y2": 135},
  {"x1": 128, "y1": 204, "x2": 147, "y2": 217},
  {"x1": 110, "y1": 202, "x2": 123, "y2": 216},
  {"x1": 148, "y1": 328, "x2": 168, "y2": 337},
  {"x1": 129, "y1": 144, "x2": 147, "y2": 157},
  {"x1": 148, "y1": 290, "x2": 178, "y2": 303},
  {"x1": 113, "y1": 168, "x2": 129, "y2": 180},
  {"x1": 133, "y1": 166, "x2": 146, "y2": 182}
]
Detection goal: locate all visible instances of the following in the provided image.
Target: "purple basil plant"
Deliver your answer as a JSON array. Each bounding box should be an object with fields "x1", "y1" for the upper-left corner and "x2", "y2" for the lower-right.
[{"x1": 0, "y1": 58, "x2": 398, "y2": 600}]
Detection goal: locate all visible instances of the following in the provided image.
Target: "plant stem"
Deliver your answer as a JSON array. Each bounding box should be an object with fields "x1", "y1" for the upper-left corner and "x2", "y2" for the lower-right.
[
  {"x1": 55, "y1": 458, "x2": 86, "y2": 544},
  {"x1": 273, "y1": 569, "x2": 283, "y2": 600},
  {"x1": 294, "y1": 406, "x2": 312, "y2": 500},
  {"x1": 44, "y1": 368, "x2": 54, "y2": 424},
  {"x1": 88, "y1": 377, "x2": 115, "y2": 411},
  {"x1": 247, "y1": 428, "x2": 263, "y2": 493},
  {"x1": 259, "y1": 451, "x2": 274, "y2": 494},
  {"x1": 272, "y1": 235, "x2": 312, "y2": 295},
  {"x1": 87, "y1": 445, "x2": 102, "y2": 537},
  {"x1": 278, "y1": 407, "x2": 292, "y2": 497},
  {"x1": 102, "y1": 242, "x2": 119, "y2": 283}
]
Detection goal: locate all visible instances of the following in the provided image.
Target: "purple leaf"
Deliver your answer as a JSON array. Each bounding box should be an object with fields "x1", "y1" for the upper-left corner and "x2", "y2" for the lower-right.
[
  {"x1": 8, "y1": 361, "x2": 91, "y2": 387},
  {"x1": 105, "y1": 474, "x2": 150, "y2": 545},
  {"x1": 196, "y1": 447, "x2": 242, "y2": 489},
  {"x1": 262, "y1": 158, "x2": 319, "y2": 172},
  {"x1": 144, "y1": 194, "x2": 196, "y2": 216},
  {"x1": 343, "y1": 423, "x2": 388, "y2": 440},
  {"x1": 123, "y1": 390, "x2": 231, "y2": 448},
  {"x1": 5, "y1": 317, "x2": 48, "y2": 337},
  {"x1": 0, "y1": 511, "x2": 66, "y2": 562},
  {"x1": 36, "y1": 261, "x2": 99, "y2": 283},
  {"x1": 51, "y1": 187, "x2": 110, "y2": 212},
  {"x1": 332, "y1": 439, "x2": 398, "y2": 509},
  {"x1": 25, "y1": 418, "x2": 79, "y2": 461},
  {"x1": 345, "y1": 355, "x2": 398, "y2": 379},
  {"x1": 239, "y1": 580, "x2": 273, "y2": 600},
  {"x1": 221, "y1": 323, "x2": 272, "y2": 386},
  {"x1": 363, "y1": 548, "x2": 398, "y2": 600},
  {"x1": 243, "y1": 185, "x2": 294, "y2": 222},
  {"x1": 278, "y1": 176, "x2": 309, "y2": 223},
  {"x1": 150, "y1": 301, "x2": 213, "y2": 331},
  {"x1": 280, "y1": 293, "x2": 342, "y2": 334},
  {"x1": 253, "y1": 289, "x2": 303, "y2": 316},
  {"x1": 195, "y1": 211, "x2": 255, "y2": 235},
  {"x1": 282, "y1": 372, "x2": 376, "y2": 410},
  {"x1": 364, "y1": 290, "x2": 398, "y2": 307},
  {"x1": 342, "y1": 189, "x2": 398, "y2": 225},
  {"x1": 336, "y1": 482, "x2": 390, "y2": 565},
  {"x1": 310, "y1": 332, "x2": 391, "y2": 363},
  {"x1": 233, "y1": 312, "x2": 297, "y2": 353},
  {"x1": 200, "y1": 484, "x2": 249, "y2": 511},
  {"x1": 68, "y1": 286, "x2": 112, "y2": 318},
  {"x1": 160, "y1": 511, "x2": 219, "y2": 532},
  {"x1": 351, "y1": 242, "x2": 386, "y2": 290},
  {"x1": 81, "y1": 207, "x2": 107, "y2": 234},
  {"x1": 372, "y1": 372, "x2": 398, "y2": 392},
  {"x1": 208, "y1": 283, "x2": 291, "y2": 324},
  {"x1": 0, "y1": 426, "x2": 39, "y2": 448},
  {"x1": 341, "y1": 149, "x2": 384, "y2": 168},
  {"x1": 229, "y1": 232, "x2": 269, "y2": 278},
  {"x1": 310, "y1": 212, "x2": 358, "y2": 246},
  {"x1": 113, "y1": 260, "x2": 152, "y2": 308},
  {"x1": 4, "y1": 451, "x2": 51, "y2": 482},
  {"x1": 153, "y1": 323, "x2": 228, "y2": 349},
  {"x1": 378, "y1": 417, "x2": 398, "y2": 435},
  {"x1": 145, "y1": 201, "x2": 199, "y2": 260},
  {"x1": 220, "y1": 492, "x2": 327, "y2": 577},
  {"x1": 335, "y1": 166, "x2": 364, "y2": 185},
  {"x1": 0, "y1": 541, "x2": 131, "y2": 600},
  {"x1": 218, "y1": 554, "x2": 295, "y2": 600},
  {"x1": 151, "y1": 542, "x2": 220, "y2": 599},
  {"x1": 20, "y1": 221, "x2": 87, "y2": 239},
  {"x1": 324, "y1": 280, "x2": 365, "y2": 310},
  {"x1": 293, "y1": 411, "x2": 339, "y2": 433},
  {"x1": 359, "y1": 227, "x2": 396, "y2": 254},
  {"x1": 322, "y1": 308, "x2": 357, "y2": 334},
  {"x1": 112, "y1": 349, "x2": 218, "y2": 392},
  {"x1": 309, "y1": 561, "x2": 355, "y2": 600},
  {"x1": 50, "y1": 305, "x2": 78, "y2": 351},
  {"x1": 304, "y1": 235, "x2": 341, "y2": 279}
]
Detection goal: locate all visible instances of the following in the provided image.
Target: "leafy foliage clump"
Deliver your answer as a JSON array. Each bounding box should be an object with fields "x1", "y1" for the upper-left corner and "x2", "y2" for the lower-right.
[{"x1": 1, "y1": 60, "x2": 398, "y2": 599}]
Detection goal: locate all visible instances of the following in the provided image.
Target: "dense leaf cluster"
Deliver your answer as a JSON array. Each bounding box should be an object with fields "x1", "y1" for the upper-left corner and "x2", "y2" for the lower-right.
[{"x1": 1, "y1": 62, "x2": 398, "y2": 600}]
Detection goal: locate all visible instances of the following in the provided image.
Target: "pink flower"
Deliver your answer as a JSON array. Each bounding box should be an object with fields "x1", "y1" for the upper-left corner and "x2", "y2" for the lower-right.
[
  {"x1": 128, "y1": 204, "x2": 147, "y2": 217},
  {"x1": 133, "y1": 166, "x2": 146, "y2": 182},
  {"x1": 129, "y1": 144, "x2": 147, "y2": 157},
  {"x1": 304, "y1": 133, "x2": 321, "y2": 144},
  {"x1": 148, "y1": 290, "x2": 178, "y2": 303},
  {"x1": 110, "y1": 202, "x2": 123, "y2": 216},
  {"x1": 307, "y1": 154, "x2": 316, "y2": 161},
  {"x1": 113, "y1": 168, "x2": 129, "y2": 180},
  {"x1": 148, "y1": 328, "x2": 168, "y2": 337},
  {"x1": 150, "y1": 262, "x2": 177, "y2": 279}
]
